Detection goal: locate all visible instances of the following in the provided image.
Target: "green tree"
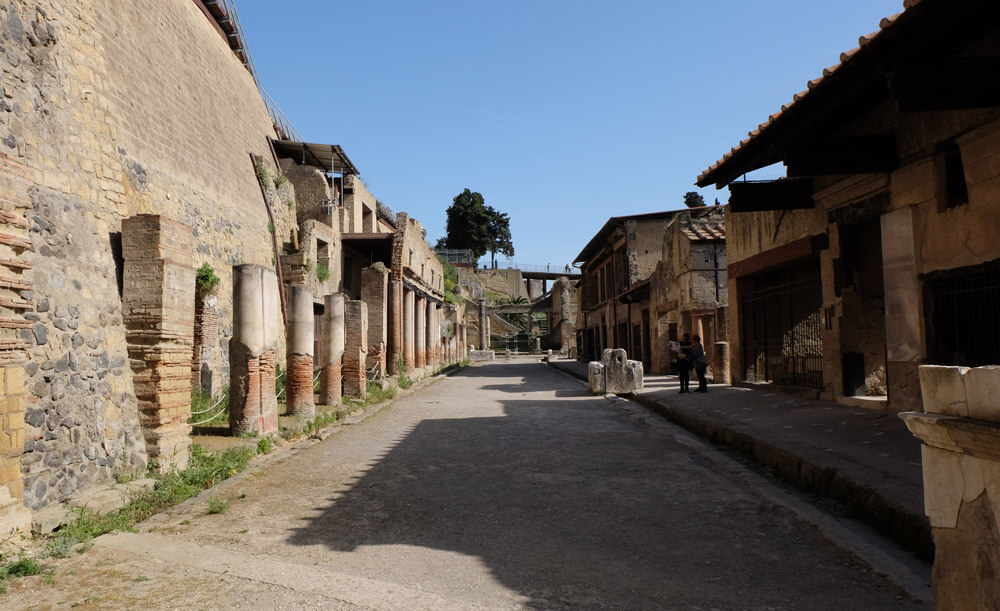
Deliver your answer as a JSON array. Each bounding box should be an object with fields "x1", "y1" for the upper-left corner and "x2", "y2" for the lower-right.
[
  {"x1": 684, "y1": 191, "x2": 707, "y2": 208},
  {"x1": 441, "y1": 189, "x2": 492, "y2": 259},
  {"x1": 486, "y1": 206, "x2": 514, "y2": 268},
  {"x1": 440, "y1": 189, "x2": 515, "y2": 267}
]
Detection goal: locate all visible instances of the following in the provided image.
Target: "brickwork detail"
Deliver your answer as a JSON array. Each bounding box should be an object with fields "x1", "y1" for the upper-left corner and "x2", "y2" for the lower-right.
[
  {"x1": 343, "y1": 301, "x2": 368, "y2": 399},
  {"x1": 415, "y1": 297, "x2": 426, "y2": 370},
  {"x1": 121, "y1": 215, "x2": 195, "y2": 471},
  {"x1": 387, "y1": 279, "x2": 403, "y2": 375},
  {"x1": 229, "y1": 266, "x2": 280, "y2": 437},
  {"x1": 285, "y1": 353, "x2": 315, "y2": 417},
  {"x1": 192, "y1": 292, "x2": 219, "y2": 388},
  {"x1": 361, "y1": 266, "x2": 388, "y2": 378},
  {"x1": 403, "y1": 290, "x2": 415, "y2": 371}
]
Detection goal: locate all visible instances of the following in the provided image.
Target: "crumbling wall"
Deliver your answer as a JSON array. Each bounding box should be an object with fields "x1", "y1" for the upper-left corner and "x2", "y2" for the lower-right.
[{"x1": 4, "y1": 0, "x2": 289, "y2": 509}]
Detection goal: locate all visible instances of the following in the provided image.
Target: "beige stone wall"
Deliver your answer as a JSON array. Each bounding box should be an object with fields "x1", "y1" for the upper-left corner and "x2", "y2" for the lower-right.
[
  {"x1": 625, "y1": 218, "x2": 671, "y2": 285},
  {"x1": 398, "y1": 215, "x2": 444, "y2": 298},
  {"x1": 3, "y1": 0, "x2": 291, "y2": 509},
  {"x1": 903, "y1": 365, "x2": 1000, "y2": 608},
  {"x1": 341, "y1": 175, "x2": 378, "y2": 234},
  {"x1": 469, "y1": 268, "x2": 529, "y2": 302}
]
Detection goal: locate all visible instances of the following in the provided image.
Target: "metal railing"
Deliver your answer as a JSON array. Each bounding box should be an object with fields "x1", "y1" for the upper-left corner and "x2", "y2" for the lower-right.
[{"x1": 498, "y1": 261, "x2": 579, "y2": 275}]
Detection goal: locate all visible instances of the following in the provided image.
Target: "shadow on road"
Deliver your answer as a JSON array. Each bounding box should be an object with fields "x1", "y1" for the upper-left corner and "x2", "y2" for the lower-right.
[{"x1": 285, "y1": 362, "x2": 923, "y2": 609}]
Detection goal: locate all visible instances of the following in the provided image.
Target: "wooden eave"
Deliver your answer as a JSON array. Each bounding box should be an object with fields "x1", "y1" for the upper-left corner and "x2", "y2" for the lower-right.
[
  {"x1": 696, "y1": 0, "x2": 1000, "y2": 189},
  {"x1": 728, "y1": 178, "x2": 814, "y2": 213}
]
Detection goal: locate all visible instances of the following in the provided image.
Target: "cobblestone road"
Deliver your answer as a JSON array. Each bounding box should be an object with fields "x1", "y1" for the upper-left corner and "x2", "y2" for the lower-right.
[{"x1": 3, "y1": 361, "x2": 928, "y2": 609}]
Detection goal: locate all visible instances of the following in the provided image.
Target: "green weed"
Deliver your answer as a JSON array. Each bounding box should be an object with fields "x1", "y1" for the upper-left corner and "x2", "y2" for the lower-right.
[{"x1": 207, "y1": 496, "x2": 229, "y2": 515}]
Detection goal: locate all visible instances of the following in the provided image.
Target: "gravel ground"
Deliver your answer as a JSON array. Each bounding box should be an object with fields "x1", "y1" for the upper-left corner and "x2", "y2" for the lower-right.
[{"x1": 1, "y1": 361, "x2": 930, "y2": 609}]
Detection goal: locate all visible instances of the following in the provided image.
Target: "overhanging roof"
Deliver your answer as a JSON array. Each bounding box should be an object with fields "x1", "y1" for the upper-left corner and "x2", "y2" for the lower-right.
[
  {"x1": 272, "y1": 139, "x2": 359, "y2": 175},
  {"x1": 696, "y1": 0, "x2": 1000, "y2": 188}
]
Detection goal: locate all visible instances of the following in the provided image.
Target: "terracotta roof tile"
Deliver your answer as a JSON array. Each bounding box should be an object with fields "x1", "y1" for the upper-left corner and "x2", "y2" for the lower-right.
[
  {"x1": 682, "y1": 220, "x2": 727, "y2": 242},
  {"x1": 697, "y1": 1, "x2": 912, "y2": 186}
]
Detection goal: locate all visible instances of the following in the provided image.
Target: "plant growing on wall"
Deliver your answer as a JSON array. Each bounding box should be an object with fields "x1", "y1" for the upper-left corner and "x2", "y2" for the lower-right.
[
  {"x1": 273, "y1": 172, "x2": 288, "y2": 188},
  {"x1": 316, "y1": 262, "x2": 331, "y2": 282},
  {"x1": 196, "y1": 263, "x2": 220, "y2": 295},
  {"x1": 304, "y1": 258, "x2": 313, "y2": 272}
]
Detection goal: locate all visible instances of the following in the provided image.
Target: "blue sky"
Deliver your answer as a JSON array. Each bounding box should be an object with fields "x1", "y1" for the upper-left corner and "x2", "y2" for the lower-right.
[{"x1": 236, "y1": 0, "x2": 904, "y2": 269}]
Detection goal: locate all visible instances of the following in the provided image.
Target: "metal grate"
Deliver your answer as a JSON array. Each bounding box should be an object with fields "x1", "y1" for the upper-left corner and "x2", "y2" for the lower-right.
[
  {"x1": 926, "y1": 269, "x2": 1000, "y2": 366},
  {"x1": 739, "y1": 259, "x2": 824, "y2": 389}
]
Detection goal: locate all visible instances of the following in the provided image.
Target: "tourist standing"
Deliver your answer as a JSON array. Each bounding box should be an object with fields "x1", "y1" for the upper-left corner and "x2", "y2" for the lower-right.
[
  {"x1": 691, "y1": 334, "x2": 708, "y2": 393},
  {"x1": 676, "y1": 333, "x2": 692, "y2": 393}
]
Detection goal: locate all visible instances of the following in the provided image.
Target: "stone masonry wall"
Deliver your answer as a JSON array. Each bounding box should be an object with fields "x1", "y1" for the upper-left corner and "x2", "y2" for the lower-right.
[
  {"x1": 903, "y1": 365, "x2": 1000, "y2": 608},
  {"x1": 3, "y1": 0, "x2": 292, "y2": 509}
]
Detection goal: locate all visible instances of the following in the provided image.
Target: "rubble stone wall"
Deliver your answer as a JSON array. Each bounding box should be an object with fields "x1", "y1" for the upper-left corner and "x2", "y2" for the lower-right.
[{"x1": 2, "y1": 0, "x2": 292, "y2": 508}]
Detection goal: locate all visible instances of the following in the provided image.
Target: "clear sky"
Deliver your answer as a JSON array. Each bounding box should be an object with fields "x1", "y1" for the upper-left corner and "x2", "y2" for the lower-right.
[{"x1": 236, "y1": 0, "x2": 904, "y2": 269}]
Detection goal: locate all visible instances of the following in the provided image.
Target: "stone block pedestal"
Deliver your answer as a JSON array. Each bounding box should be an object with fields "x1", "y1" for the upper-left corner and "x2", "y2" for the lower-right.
[{"x1": 901, "y1": 365, "x2": 1000, "y2": 607}]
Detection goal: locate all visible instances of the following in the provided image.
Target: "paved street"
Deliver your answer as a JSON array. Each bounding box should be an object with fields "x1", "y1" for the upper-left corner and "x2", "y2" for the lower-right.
[{"x1": 5, "y1": 362, "x2": 928, "y2": 609}]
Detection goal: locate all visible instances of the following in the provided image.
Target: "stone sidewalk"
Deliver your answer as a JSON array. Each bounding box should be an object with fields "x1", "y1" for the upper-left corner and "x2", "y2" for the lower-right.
[{"x1": 546, "y1": 357, "x2": 932, "y2": 559}]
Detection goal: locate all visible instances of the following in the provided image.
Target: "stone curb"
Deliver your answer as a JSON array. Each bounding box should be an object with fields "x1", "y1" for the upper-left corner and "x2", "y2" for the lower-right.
[{"x1": 545, "y1": 359, "x2": 933, "y2": 560}]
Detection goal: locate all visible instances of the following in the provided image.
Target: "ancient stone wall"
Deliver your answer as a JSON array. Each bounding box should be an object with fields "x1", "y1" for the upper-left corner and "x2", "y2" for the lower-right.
[
  {"x1": 122, "y1": 215, "x2": 195, "y2": 471},
  {"x1": 0, "y1": 0, "x2": 299, "y2": 507}
]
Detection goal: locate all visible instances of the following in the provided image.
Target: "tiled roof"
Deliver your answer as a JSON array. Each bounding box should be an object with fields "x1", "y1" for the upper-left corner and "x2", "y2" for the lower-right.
[
  {"x1": 696, "y1": 0, "x2": 924, "y2": 187},
  {"x1": 682, "y1": 220, "x2": 726, "y2": 242}
]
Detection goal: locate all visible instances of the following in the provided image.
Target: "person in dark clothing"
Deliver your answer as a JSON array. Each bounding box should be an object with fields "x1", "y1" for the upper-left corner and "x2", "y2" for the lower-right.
[
  {"x1": 676, "y1": 333, "x2": 692, "y2": 393},
  {"x1": 691, "y1": 334, "x2": 708, "y2": 393}
]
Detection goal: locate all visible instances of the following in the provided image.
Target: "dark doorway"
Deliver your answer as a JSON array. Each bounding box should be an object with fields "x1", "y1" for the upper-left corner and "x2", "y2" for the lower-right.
[{"x1": 739, "y1": 258, "x2": 824, "y2": 389}]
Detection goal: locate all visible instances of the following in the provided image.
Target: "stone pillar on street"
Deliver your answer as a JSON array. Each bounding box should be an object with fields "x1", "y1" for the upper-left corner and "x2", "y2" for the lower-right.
[
  {"x1": 403, "y1": 289, "x2": 415, "y2": 372},
  {"x1": 285, "y1": 285, "x2": 315, "y2": 418},
  {"x1": 229, "y1": 264, "x2": 281, "y2": 437},
  {"x1": 387, "y1": 279, "x2": 403, "y2": 375},
  {"x1": 121, "y1": 215, "x2": 196, "y2": 470},
  {"x1": 361, "y1": 265, "x2": 388, "y2": 378},
  {"x1": 343, "y1": 300, "x2": 368, "y2": 400},
  {"x1": 428, "y1": 302, "x2": 439, "y2": 367},
  {"x1": 415, "y1": 296, "x2": 426, "y2": 370},
  {"x1": 479, "y1": 300, "x2": 487, "y2": 351},
  {"x1": 902, "y1": 365, "x2": 1000, "y2": 607},
  {"x1": 318, "y1": 294, "x2": 344, "y2": 405}
]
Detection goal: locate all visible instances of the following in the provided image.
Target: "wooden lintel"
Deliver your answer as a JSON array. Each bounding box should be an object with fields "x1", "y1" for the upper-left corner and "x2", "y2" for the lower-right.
[
  {"x1": 891, "y1": 58, "x2": 1000, "y2": 113},
  {"x1": 728, "y1": 178, "x2": 813, "y2": 213},
  {"x1": 728, "y1": 233, "x2": 828, "y2": 279},
  {"x1": 783, "y1": 135, "x2": 897, "y2": 177}
]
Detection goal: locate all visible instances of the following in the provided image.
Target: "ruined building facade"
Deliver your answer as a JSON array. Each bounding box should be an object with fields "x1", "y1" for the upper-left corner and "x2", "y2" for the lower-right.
[
  {"x1": 0, "y1": 0, "x2": 462, "y2": 532},
  {"x1": 698, "y1": 0, "x2": 1000, "y2": 413}
]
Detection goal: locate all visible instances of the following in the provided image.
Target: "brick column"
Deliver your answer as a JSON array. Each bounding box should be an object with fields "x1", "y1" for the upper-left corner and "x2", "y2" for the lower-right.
[
  {"x1": 192, "y1": 291, "x2": 219, "y2": 391},
  {"x1": 285, "y1": 286, "x2": 315, "y2": 418},
  {"x1": 415, "y1": 296, "x2": 426, "y2": 370},
  {"x1": 387, "y1": 279, "x2": 403, "y2": 375},
  {"x1": 0, "y1": 366, "x2": 30, "y2": 533},
  {"x1": 361, "y1": 266, "x2": 388, "y2": 378},
  {"x1": 0, "y1": 153, "x2": 33, "y2": 532},
  {"x1": 479, "y1": 300, "x2": 487, "y2": 350},
  {"x1": 403, "y1": 289, "x2": 415, "y2": 371},
  {"x1": 122, "y1": 215, "x2": 196, "y2": 471},
  {"x1": 229, "y1": 265, "x2": 281, "y2": 437},
  {"x1": 318, "y1": 294, "x2": 344, "y2": 405},
  {"x1": 343, "y1": 300, "x2": 368, "y2": 400},
  {"x1": 426, "y1": 301, "x2": 438, "y2": 368}
]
